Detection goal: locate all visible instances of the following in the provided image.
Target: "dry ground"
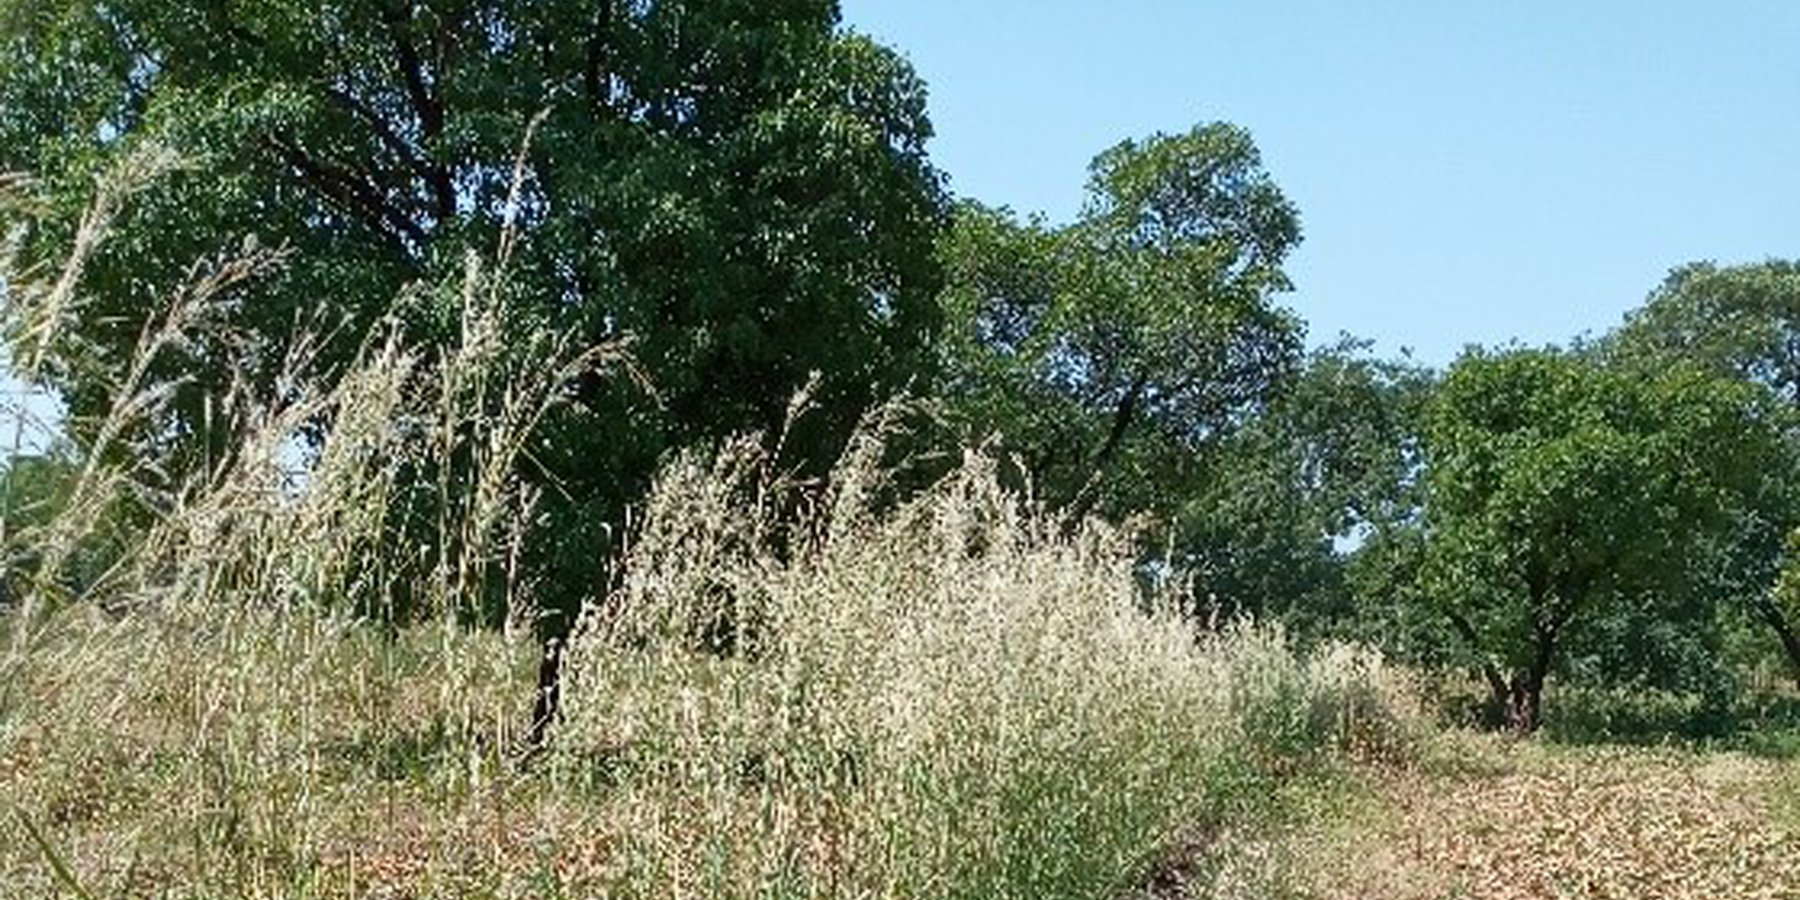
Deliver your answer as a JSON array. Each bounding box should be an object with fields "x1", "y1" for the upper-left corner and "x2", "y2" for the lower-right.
[{"x1": 1298, "y1": 735, "x2": 1800, "y2": 900}]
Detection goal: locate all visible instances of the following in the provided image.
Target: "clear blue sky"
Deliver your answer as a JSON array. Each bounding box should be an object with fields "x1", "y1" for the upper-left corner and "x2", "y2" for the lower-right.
[{"x1": 841, "y1": 1, "x2": 1800, "y2": 365}]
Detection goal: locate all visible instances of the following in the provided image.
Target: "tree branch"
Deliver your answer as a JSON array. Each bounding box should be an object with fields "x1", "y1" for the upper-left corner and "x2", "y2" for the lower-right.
[
  {"x1": 321, "y1": 84, "x2": 431, "y2": 182},
  {"x1": 1754, "y1": 592, "x2": 1800, "y2": 688},
  {"x1": 382, "y1": 1, "x2": 454, "y2": 222},
  {"x1": 261, "y1": 132, "x2": 426, "y2": 250},
  {"x1": 1063, "y1": 369, "x2": 1149, "y2": 527},
  {"x1": 1443, "y1": 606, "x2": 1509, "y2": 703}
]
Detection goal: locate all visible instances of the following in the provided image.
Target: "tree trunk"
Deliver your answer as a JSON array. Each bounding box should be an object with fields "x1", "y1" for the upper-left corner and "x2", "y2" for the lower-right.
[
  {"x1": 527, "y1": 637, "x2": 564, "y2": 751},
  {"x1": 1502, "y1": 670, "x2": 1544, "y2": 733},
  {"x1": 1495, "y1": 625, "x2": 1556, "y2": 733},
  {"x1": 1753, "y1": 593, "x2": 1800, "y2": 690},
  {"x1": 1443, "y1": 608, "x2": 1513, "y2": 726},
  {"x1": 1062, "y1": 371, "x2": 1149, "y2": 530}
]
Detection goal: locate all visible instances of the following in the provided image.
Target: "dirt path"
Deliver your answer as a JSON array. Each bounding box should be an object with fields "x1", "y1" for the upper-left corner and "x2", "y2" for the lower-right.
[{"x1": 1303, "y1": 737, "x2": 1800, "y2": 900}]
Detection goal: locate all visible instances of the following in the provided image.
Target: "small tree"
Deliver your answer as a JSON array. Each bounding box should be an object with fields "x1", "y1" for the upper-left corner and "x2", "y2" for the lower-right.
[{"x1": 1421, "y1": 348, "x2": 1780, "y2": 731}]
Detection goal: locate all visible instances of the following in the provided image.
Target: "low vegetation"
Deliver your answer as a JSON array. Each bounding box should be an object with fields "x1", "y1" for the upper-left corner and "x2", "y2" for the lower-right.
[
  {"x1": 0, "y1": 399, "x2": 1420, "y2": 898},
  {"x1": 1294, "y1": 736, "x2": 1800, "y2": 900},
  {"x1": 0, "y1": 177, "x2": 1417, "y2": 895},
  {"x1": 4, "y1": 4, "x2": 1800, "y2": 896}
]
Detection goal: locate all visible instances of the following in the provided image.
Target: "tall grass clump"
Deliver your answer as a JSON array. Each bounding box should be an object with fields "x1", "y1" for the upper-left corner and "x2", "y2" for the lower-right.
[
  {"x1": 0, "y1": 143, "x2": 616, "y2": 897},
  {"x1": 0, "y1": 147, "x2": 1416, "y2": 898},
  {"x1": 550, "y1": 410, "x2": 1421, "y2": 898}
]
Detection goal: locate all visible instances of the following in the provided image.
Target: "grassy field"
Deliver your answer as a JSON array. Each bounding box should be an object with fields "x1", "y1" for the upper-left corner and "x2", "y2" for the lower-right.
[
  {"x1": 0, "y1": 585, "x2": 1409, "y2": 899},
  {"x1": 5, "y1": 165, "x2": 1795, "y2": 899},
  {"x1": 21, "y1": 580, "x2": 1797, "y2": 900},
  {"x1": 0, "y1": 443, "x2": 1421, "y2": 899},
  {"x1": 1123, "y1": 731, "x2": 1800, "y2": 900}
]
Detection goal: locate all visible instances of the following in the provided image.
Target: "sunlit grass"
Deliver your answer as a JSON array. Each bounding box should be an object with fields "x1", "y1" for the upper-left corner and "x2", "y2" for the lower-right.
[{"x1": 0, "y1": 149, "x2": 1418, "y2": 898}]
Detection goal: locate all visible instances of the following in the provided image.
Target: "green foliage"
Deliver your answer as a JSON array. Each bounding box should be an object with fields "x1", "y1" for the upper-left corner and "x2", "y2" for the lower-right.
[
  {"x1": 0, "y1": 452, "x2": 96, "y2": 603},
  {"x1": 1, "y1": 0, "x2": 947, "y2": 629},
  {"x1": 1608, "y1": 261, "x2": 1800, "y2": 684},
  {"x1": 1419, "y1": 347, "x2": 1786, "y2": 729},
  {"x1": 14, "y1": 3, "x2": 1800, "y2": 889},
  {"x1": 0, "y1": 453, "x2": 75, "y2": 536},
  {"x1": 1612, "y1": 260, "x2": 1800, "y2": 405},
  {"x1": 1542, "y1": 684, "x2": 1738, "y2": 746},
  {"x1": 938, "y1": 123, "x2": 1302, "y2": 526},
  {"x1": 1177, "y1": 340, "x2": 1433, "y2": 634}
]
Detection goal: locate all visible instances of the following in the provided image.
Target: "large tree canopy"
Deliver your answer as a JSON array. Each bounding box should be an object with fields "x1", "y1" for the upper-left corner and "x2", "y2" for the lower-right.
[
  {"x1": 1605, "y1": 260, "x2": 1800, "y2": 684},
  {"x1": 1, "y1": 0, "x2": 946, "y2": 608},
  {"x1": 1177, "y1": 340, "x2": 1432, "y2": 633}
]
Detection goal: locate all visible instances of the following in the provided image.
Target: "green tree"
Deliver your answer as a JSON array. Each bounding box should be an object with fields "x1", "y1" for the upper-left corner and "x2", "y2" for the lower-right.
[
  {"x1": 1174, "y1": 340, "x2": 1432, "y2": 635},
  {"x1": 2, "y1": 0, "x2": 943, "y2": 510},
  {"x1": 1613, "y1": 260, "x2": 1800, "y2": 405},
  {"x1": 939, "y1": 123, "x2": 1302, "y2": 528},
  {"x1": 1608, "y1": 260, "x2": 1800, "y2": 683},
  {"x1": 1420, "y1": 348, "x2": 1783, "y2": 731},
  {"x1": 0, "y1": 451, "x2": 73, "y2": 604},
  {"x1": 0, "y1": 447, "x2": 136, "y2": 605},
  {"x1": 2, "y1": 0, "x2": 947, "y2": 737}
]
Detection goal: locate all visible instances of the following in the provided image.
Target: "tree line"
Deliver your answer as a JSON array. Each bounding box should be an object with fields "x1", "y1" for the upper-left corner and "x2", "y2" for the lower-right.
[{"x1": 4, "y1": 0, "x2": 1799, "y2": 735}]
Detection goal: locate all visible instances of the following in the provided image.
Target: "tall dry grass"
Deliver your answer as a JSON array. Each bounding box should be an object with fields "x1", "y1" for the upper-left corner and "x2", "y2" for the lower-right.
[
  {"x1": 0, "y1": 146, "x2": 1418, "y2": 899},
  {"x1": 550, "y1": 421, "x2": 1422, "y2": 898}
]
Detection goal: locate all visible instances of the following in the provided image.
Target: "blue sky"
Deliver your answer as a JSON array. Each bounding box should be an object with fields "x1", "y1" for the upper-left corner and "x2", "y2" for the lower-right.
[{"x1": 840, "y1": 1, "x2": 1800, "y2": 365}]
